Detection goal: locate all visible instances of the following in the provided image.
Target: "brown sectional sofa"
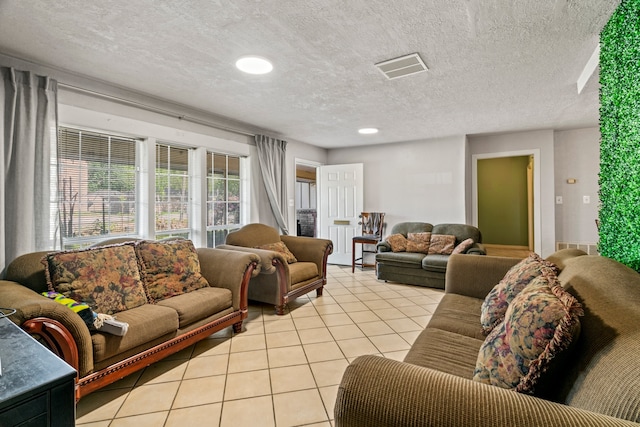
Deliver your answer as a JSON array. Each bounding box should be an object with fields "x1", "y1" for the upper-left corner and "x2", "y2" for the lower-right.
[
  {"x1": 335, "y1": 249, "x2": 640, "y2": 426},
  {"x1": 0, "y1": 240, "x2": 259, "y2": 400}
]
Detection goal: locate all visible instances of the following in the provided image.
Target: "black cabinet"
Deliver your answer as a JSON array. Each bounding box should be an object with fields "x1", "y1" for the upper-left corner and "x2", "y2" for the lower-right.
[{"x1": 0, "y1": 316, "x2": 76, "y2": 427}]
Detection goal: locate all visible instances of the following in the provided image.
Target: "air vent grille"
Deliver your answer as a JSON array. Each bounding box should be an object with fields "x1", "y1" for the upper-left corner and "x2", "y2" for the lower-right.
[{"x1": 375, "y1": 53, "x2": 428, "y2": 80}]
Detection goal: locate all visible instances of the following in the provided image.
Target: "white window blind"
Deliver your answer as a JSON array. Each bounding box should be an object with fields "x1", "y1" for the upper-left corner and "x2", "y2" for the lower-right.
[
  {"x1": 57, "y1": 127, "x2": 137, "y2": 248},
  {"x1": 155, "y1": 143, "x2": 190, "y2": 239}
]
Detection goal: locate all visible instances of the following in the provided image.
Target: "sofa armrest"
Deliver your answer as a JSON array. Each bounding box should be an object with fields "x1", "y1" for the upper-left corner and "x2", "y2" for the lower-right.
[
  {"x1": 335, "y1": 355, "x2": 639, "y2": 427},
  {"x1": 376, "y1": 241, "x2": 391, "y2": 252},
  {"x1": 280, "y1": 235, "x2": 333, "y2": 278},
  {"x1": 197, "y1": 248, "x2": 259, "y2": 310},
  {"x1": 444, "y1": 254, "x2": 521, "y2": 299},
  {"x1": 0, "y1": 280, "x2": 93, "y2": 376},
  {"x1": 466, "y1": 242, "x2": 487, "y2": 255},
  {"x1": 216, "y1": 244, "x2": 286, "y2": 275}
]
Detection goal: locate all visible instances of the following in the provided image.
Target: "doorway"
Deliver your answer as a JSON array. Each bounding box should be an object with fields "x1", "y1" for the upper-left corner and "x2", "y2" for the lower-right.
[
  {"x1": 472, "y1": 150, "x2": 540, "y2": 254},
  {"x1": 295, "y1": 160, "x2": 320, "y2": 237}
]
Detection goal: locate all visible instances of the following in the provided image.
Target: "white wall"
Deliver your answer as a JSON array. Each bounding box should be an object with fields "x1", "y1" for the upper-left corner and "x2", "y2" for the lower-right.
[
  {"x1": 468, "y1": 129, "x2": 556, "y2": 256},
  {"x1": 553, "y1": 127, "x2": 600, "y2": 245},
  {"x1": 327, "y1": 135, "x2": 468, "y2": 235}
]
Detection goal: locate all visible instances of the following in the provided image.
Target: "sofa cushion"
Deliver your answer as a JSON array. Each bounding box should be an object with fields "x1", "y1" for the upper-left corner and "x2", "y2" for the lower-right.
[
  {"x1": 452, "y1": 238, "x2": 474, "y2": 254},
  {"x1": 473, "y1": 274, "x2": 583, "y2": 394},
  {"x1": 480, "y1": 252, "x2": 559, "y2": 333},
  {"x1": 135, "y1": 239, "x2": 210, "y2": 302},
  {"x1": 404, "y1": 328, "x2": 484, "y2": 379},
  {"x1": 427, "y1": 293, "x2": 486, "y2": 340},
  {"x1": 386, "y1": 234, "x2": 408, "y2": 252},
  {"x1": 375, "y1": 251, "x2": 425, "y2": 269},
  {"x1": 256, "y1": 241, "x2": 298, "y2": 263},
  {"x1": 421, "y1": 254, "x2": 450, "y2": 273},
  {"x1": 289, "y1": 261, "x2": 319, "y2": 286},
  {"x1": 157, "y1": 287, "x2": 232, "y2": 328},
  {"x1": 92, "y1": 303, "x2": 179, "y2": 363},
  {"x1": 406, "y1": 232, "x2": 431, "y2": 254},
  {"x1": 427, "y1": 234, "x2": 456, "y2": 255},
  {"x1": 43, "y1": 243, "x2": 148, "y2": 315}
]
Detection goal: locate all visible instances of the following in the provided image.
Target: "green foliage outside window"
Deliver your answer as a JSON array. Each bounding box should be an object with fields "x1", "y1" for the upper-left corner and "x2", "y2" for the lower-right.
[{"x1": 599, "y1": 0, "x2": 640, "y2": 271}]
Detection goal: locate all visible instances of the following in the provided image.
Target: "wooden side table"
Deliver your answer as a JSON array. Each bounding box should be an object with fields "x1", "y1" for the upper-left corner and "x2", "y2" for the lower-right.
[{"x1": 0, "y1": 315, "x2": 77, "y2": 426}]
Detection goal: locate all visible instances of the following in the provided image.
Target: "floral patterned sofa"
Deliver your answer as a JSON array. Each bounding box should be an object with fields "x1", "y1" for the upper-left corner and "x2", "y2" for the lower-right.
[
  {"x1": 0, "y1": 238, "x2": 259, "y2": 400},
  {"x1": 336, "y1": 249, "x2": 640, "y2": 426}
]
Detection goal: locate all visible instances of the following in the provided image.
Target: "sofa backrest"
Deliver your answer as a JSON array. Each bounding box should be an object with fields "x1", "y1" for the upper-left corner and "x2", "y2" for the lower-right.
[
  {"x1": 431, "y1": 223, "x2": 482, "y2": 244},
  {"x1": 226, "y1": 223, "x2": 281, "y2": 247},
  {"x1": 390, "y1": 222, "x2": 433, "y2": 236},
  {"x1": 556, "y1": 254, "x2": 640, "y2": 423}
]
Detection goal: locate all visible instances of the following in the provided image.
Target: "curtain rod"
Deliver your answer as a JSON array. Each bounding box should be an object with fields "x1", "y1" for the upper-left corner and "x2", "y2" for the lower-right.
[{"x1": 58, "y1": 82, "x2": 256, "y2": 138}]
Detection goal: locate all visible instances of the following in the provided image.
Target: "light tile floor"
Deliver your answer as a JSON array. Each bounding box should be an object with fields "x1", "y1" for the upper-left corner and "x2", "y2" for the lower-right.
[{"x1": 75, "y1": 264, "x2": 445, "y2": 427}]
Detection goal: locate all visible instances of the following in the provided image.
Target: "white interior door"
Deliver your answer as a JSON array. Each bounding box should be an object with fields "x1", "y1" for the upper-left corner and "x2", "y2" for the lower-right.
[{"x1": 317, "y1": 163, "x2": 363, "y2": 265}]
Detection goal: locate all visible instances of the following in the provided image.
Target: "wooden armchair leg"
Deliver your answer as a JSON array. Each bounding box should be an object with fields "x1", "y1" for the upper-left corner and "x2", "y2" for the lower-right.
[
  {"x1": 275, "y1": 304, "x2": 286, "y2": 315},
  {"x1": 233, "y1": 322, "x2": 243, "y2": 333},
  {"x1": 316, "y1": 286, "x2": 324, "y2": 297}
]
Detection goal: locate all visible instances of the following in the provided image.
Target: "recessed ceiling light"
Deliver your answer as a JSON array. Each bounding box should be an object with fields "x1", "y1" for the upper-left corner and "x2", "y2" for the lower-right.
[
  {"x1": 235, "y1": 56, "x2": 273, "y2": 74},
  {"x1": 358, "y1": 128, "x2": 379, "y2": 135}
]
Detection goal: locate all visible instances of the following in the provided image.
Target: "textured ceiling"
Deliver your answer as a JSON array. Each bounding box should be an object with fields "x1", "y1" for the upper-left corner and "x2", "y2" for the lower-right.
[{"x1": 0, "y1": 0, "x2": 620, "y2": 148}]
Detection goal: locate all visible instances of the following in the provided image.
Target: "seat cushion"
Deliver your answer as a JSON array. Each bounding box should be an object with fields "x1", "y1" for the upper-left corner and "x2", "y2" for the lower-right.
[
  {"x1": 289, "y1": 261, "x2": 319, "y2": 285},
  {"x1": 427, "y1": 294, "x2": 486, "y2": 340},
  {"x1": 404, "y1": 328, "x2": 484, "y2": 379},
  {"x1": 375, "y1": 252, "x2": 425, "y2": 269},
  {"x1": 421, "y1": 254, "x2": 450, "y2": 273},
  {"x1": 157, "y1": 287, "x2": 233, "y2": 328},
  {"x1": 92, "y1": 303, "x2": 179, "y2": 363}
]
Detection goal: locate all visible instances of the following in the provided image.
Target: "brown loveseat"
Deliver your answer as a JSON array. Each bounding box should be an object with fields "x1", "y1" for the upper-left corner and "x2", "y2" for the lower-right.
[
  {"x1": 335, "y1": 249, "x2": 640, "y2": 426},
  {"x1": 0, "y1": 239, "x2": 259, "y2": 400},
  {"x1": 219, "y1": 223, "x2": 333, "y2": 315}
]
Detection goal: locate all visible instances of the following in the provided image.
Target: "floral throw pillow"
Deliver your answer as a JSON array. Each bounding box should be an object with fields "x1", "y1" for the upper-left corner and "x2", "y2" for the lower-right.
[
  {"x1": 385, "y1": 233, "x2": 408, "y2": 252},
  {"x1": 406, "y1": 232, "x2": 431, "y2": 254},
  {"x1": 473, "y1": 274, "x2": 583, "y2": 395},
  {"x1": 452, "y1": 238, "x2": 474, "y2": 254},
  {"x1": 427, "y1": 234, "x2": 456, "y2": 255},
  {"x1": 256, "y1": 241, "x2": 298, "y2": 263},
  {"x1": 136, "y1": 239, "x2": 210, "y2": 301},
  {"x1": 43, "y1": 243, "x2": 148, "y2": 315},
  {"x1": 480, "y1": 253, "x2": 560, "y2": 333}
]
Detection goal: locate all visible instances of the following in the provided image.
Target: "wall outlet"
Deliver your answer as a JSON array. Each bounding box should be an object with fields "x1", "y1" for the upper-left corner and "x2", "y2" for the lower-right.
[
  {"x1": 556, "y1": 196, "x2": 563, "y2": 204},
  {"x1": 583, "y1": 195, "x2": 591, "y2": 204}
]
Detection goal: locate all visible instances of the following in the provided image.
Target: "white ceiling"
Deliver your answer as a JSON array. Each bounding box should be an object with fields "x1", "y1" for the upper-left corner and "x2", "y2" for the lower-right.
[{"x1": 0, "y1": 0, "x2": 620, "y2": 149}]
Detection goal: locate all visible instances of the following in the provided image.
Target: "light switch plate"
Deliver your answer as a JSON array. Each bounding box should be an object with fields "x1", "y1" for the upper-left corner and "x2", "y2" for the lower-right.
[
  {"x1": 556, "y1": 196, "x2": 563, "y2": 204},
  {"x1": 583, "y1": 195, "x2": 591, "y2": 204}
]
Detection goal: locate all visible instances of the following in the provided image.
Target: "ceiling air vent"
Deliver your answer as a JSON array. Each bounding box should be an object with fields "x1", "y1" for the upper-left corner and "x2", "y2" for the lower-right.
[{"x1": 375, "y1": 53, "x2": 428, "y2": 80}]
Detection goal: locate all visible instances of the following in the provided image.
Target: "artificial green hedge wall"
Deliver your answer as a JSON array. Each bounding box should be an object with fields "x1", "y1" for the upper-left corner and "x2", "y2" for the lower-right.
[{"x1": 599, "y1": 0, "x2": 640, "y2": 271}]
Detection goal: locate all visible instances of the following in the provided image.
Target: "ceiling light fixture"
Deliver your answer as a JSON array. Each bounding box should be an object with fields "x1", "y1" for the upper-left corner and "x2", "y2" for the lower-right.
[
  {"x1": 358, "y1": 128, "x2": 379, "y2": 135},
  {"x1": 235, "y1": 56, "x2": 273, "y2": 74}
]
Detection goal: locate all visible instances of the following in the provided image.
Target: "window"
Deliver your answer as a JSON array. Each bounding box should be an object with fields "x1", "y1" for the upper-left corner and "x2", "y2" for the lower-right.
[
  {"x1": 57, "y1": 127, "x2": 137, "y2": 249},
  {"x1": 207, "y1": 153, "x2": 242, "y2": 246},
  {"x1": 155, "y1": 143, "x2": 191, "y2": 240},
  {"x1": 52, "y1": 126, "x2": 247, "y2": 249}
]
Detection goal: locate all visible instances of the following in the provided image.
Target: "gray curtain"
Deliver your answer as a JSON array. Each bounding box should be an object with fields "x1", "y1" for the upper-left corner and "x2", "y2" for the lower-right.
[
  {"x1": 255, "y1": 135, "x2": 289, "y2": 234},
  {"x1": 0, "y1": 67, "x2": 58, "y2": 275}
]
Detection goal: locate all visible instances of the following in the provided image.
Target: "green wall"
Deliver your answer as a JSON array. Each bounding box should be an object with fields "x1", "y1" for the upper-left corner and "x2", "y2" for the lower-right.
[
  {"x1": 478, "y1": 156, "x2": 530, "y2": 246},
  {"x1": 599, "y1": 0, "x2": 640, "y2": 271}
]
